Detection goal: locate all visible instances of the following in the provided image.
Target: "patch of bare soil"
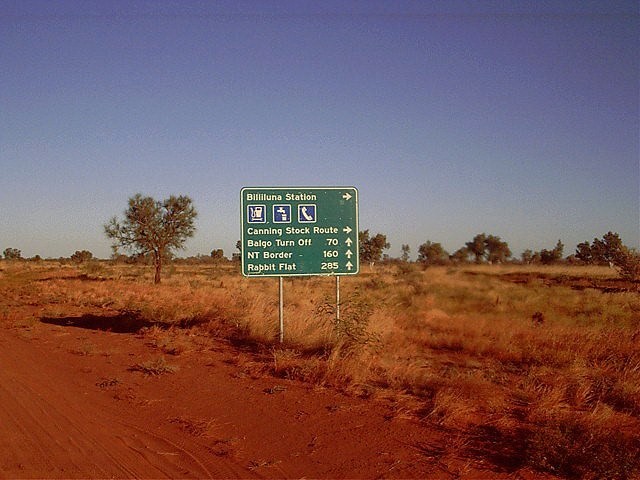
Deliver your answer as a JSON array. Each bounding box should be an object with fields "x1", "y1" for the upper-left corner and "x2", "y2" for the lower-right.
[{"x1": 0, "y1": 301, "x2": 554, "y2": 479}]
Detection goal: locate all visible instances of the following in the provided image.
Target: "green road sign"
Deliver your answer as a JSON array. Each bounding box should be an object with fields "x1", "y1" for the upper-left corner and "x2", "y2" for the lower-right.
[{"x1": 241, "y1": 187, "x2": 359, "y2": 277}]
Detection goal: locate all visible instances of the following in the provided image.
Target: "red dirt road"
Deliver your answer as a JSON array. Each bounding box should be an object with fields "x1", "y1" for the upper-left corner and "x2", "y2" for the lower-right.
[
  {"x1": 0, "y1": 313, "x2": 542, "y2": 479},
  {"x1": 0, "y1": 319, "x2": 438, "y2": 479}
]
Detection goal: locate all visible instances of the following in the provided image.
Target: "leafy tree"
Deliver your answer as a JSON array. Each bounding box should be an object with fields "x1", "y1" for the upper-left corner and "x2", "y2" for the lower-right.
[
  {"x1": 540, "y1": 240, "x2": 564, "y2": 264},
  {"x1": 575, "y1": 232, "x2": 639, "y2": 280},
  {"x1": 615, "y1": 248, "x2": 640, "y2": 281},
  {"x1": 521, "y1": 249, "x2": 534, "y2": 264},
  {"x1": 575, "y1": 241, "x2": 593, "y2": 263},
  {"x1": 485, "y1": 235, "x2": 511, "y2": 264},
  {"x1": 554, "y1": 239, "x2": 564, "y2": 259},
  {"x1": 539, "y1": 250, "x2": 553, "y2": 264},
  {"x1": 3, "y1": 248, "x2": 22, "y2": 260},
  {"x1": 576, "y1": 232, "x2": 624, "y2": 265},
  {"x1": 591, "y1": 231, "x2": 625, "y2": 265},
  {"x1": 417, "y1": 241, "x2": 449, "y2": 265},
  {"x1": 401, "y1": 244, "x2": 411, "y2": 262},
  {"x1": 464, "y1": 233, "x2": 510, "y2": 263},
  {"x1": 359, "y1": 230, "x2": 390, "y2": 265},
  {"x1": 232, "y1": 240, "x2": 242, "y2": 262},
  {"x1": 104, "y1": 194, "x2": 197, "y2": 284},
  {"x1": 211, "y1": 249, "x2": 225, "y2": 260},
  {"x1": 450, "y1": 247, "x2": 470, "y2": 264},
  {"x1": 465, "y1": 233, "x2": 487, "y2": 263},
  {"x1": 71, "y1": 250, "x2": 93, "y2": 263}
]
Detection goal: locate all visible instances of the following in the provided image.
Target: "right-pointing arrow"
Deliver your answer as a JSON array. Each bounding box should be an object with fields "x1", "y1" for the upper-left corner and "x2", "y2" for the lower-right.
[
  {"x1": 342, "y1": 192, "x2": 352, "y2": 201},
  {"x1": 343, "y1": 226, "x2": 352, "y2": 234}
]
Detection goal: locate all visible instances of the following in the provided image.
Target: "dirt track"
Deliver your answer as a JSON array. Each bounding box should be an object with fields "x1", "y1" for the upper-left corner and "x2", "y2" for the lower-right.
[{"x1": 0, "y1": 314, "x2": 468, "y2": 479}]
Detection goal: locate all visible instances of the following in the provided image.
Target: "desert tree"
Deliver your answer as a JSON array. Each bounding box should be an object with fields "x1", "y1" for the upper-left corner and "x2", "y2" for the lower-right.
[
  {"x1": 540, "y1": 240, "x2": 564, "y2": 264},
  {"x1": 450, "y1": 247, "x2": 470, "y2": 264},
  {"x1": 591, "y1": 232, "x2": 625, "y2": 265},
  {"x1": 211, "y1": 249, "x2": 224, "y2": 261},
  {"x1": 575, "y1": 241, "x2": 593, "y2": 263},
  {"x1": 521, "y1": 249, "x2": 534, "y2": 264},
  {"x1": 3, "y1": 248, "x2": 22, "y2": 260},
  {"x1": 465, "y1": 233, "x2": 487, "y2": 263},
  {"x1": 401, "y1": 244, "x2": 411, "y2": 262},
  {"x1": 576, "y1": 232, "x2": 624, "y2": 265},
  {"x1": 615, "y1": 248, "x2": 640, "y2": 281},
  {"x1": 70, "y1": 250, "x2": 93, "y2": 263},
  {"x1": 576, "y1": 232, "x2": 639, "y2": 280},
  {"x1": 464, "y1": 233, "x2": 511, "y2": 263},
  {"x1": 359, "y1": 230, "x2": 390, "y2": 266},
  {"x1": 417, "y1": 241, "x2": 449, "y2": 266},
  {"x1": 232, "y1": 240, "x2": 242, "y2": 262},
  {"x1": 484, "y1": 235, "x2": 511, "y2": 264},
  {"x1": 104, "y1": 194, "x2": 197, "y2": 284}
]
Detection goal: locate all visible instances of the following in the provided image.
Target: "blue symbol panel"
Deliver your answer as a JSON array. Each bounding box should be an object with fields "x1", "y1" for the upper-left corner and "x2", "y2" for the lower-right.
[
  {"x1": 298, "y1": 204, "x2": 317, "y2": 223},
  {"x1": 248, "y1": 205, "x2": 266, "y2": 223},
  {"x1": 273, "y1": 204, "x2": 292, "y2": 223}
]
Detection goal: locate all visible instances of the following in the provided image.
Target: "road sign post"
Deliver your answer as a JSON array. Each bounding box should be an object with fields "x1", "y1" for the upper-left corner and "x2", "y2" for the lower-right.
[{"x1": 241, "y1": 187, "x2": 359, "y2": 342}]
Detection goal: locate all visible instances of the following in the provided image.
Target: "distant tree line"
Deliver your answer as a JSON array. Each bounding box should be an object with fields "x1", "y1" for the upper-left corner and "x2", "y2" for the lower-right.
[
  {"x1": 352, "y1": 229, "x2": 638, "y2": 281},
  {"x1": 397, "y1": 231, "x2": 638, "y2": 281},
  {"x1": 0, "y1": 247, "x2": 232, "y2": 266},
  {"x1": 3, "y1": 191, "x2": 638, "y2": 284},
  {"x1": 574, "y1": 232, "x2": 640, "y2": 280},
  {"x1": 4, "y1": 229, "x2": 637, "y2": 275}
]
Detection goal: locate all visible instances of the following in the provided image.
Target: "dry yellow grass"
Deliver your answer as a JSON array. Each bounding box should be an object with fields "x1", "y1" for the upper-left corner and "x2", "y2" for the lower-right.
[{"x1": 1, "y1": 259, "x2": 639, "y2": 478}]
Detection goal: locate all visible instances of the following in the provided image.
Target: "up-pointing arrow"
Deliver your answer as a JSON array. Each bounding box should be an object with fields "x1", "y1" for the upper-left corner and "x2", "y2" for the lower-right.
[
  {"x1": 343, "y1": 226, "x2": 352, "y2": 234},
  {"x1": 345, "y1": 238, "x2": 353, "y2": 246},
  {"x1": 345, "y1": 249, "x2": 353, "y2": 259},
  {"x1": 342, "y1": 192, "x2": 352, "y2": 201},
  {"x1": 346, "y1": 261, "x2": 353, "y2": 270}
]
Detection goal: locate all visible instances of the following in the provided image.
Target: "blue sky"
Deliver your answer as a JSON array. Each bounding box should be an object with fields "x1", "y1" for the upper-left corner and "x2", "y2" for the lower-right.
[{"x1": 1, "y1": 0, "x2": 638, "y2": 260}]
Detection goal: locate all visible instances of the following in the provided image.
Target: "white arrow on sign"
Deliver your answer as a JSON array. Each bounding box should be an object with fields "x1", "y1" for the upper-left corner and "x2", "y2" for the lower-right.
[
  {"x1": 345, "y1": 249, "x2": 353, "y2": 258},
  {"x1": 346, "y1": 261, "x2": 353, "y2": 270},
  {"x1": 343, "y1": 226, "x2": 352, "y2": 234},
  {"x1": 345, "y1": 238, "x2": 353, "y2": 246},
  {"x1": 342, "y1": 192, "x2": 352, "y2": 201}
]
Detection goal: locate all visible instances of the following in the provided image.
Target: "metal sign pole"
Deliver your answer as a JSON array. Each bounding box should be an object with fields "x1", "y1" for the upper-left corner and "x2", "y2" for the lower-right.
[
  {"x1": 279, "y1": 276, "x2": 284, "y2": 343},
  {"x1": 336, "y1": 275, "x2": 340, "y2": 325}
]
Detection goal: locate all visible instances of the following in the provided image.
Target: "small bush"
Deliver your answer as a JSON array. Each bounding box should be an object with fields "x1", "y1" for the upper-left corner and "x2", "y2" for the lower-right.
[
  {"x1": 318, "y1": 290, "x2": 379, "y2": 355},
  {"x1": 130, "y1": 356, "x2": 178, "y2": 376},
  {"x1": 84, "y1": 260, "x2": 104, "y2": 276}
]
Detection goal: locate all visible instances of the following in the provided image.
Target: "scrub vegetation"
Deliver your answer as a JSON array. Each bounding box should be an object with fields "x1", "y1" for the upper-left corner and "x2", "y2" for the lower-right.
[{"x1": 1, "y1": 260, "x2": 639, "y2": 479}]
